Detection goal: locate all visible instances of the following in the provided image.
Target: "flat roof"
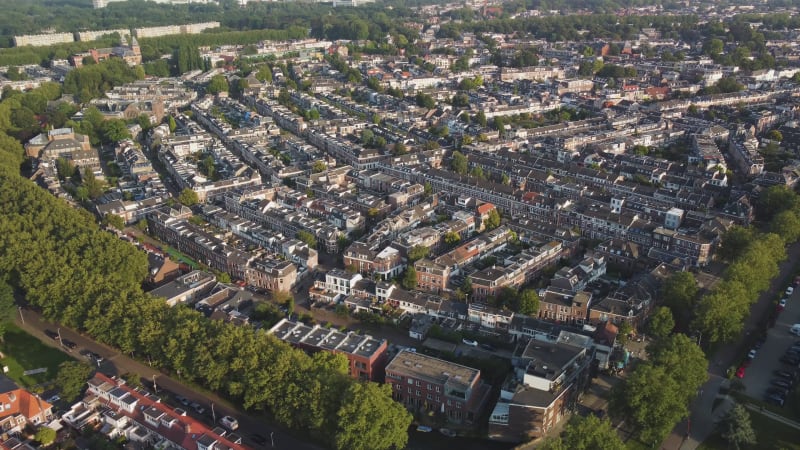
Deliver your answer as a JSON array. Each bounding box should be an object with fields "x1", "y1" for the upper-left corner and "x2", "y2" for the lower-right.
[
  {"x1": 385, "y1": 350, "x2": 479, "y2": 392},
  {"x1": 268, "y1": 318, "x2": 385, "y2": 359}
]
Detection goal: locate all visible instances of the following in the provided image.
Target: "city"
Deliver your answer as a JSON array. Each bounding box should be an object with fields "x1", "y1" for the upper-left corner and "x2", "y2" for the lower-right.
[{"x1": 0, "y1": 0, "x2": 799, "y2": 449}]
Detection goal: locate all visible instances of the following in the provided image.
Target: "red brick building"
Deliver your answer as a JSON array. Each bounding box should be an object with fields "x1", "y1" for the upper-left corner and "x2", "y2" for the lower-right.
[{"x1": 269, "y1": 318, "x2": 388, "y2": 382}]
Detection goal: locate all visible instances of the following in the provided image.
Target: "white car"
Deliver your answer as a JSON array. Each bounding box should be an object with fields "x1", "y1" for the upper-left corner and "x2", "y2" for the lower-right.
[
  {"x1": 779, "y1": 298, "x2": 787, "y2": 309},
  {"x1": 747, "y1": 348, "x2": 757, "y2": 359},
  {"x1": 462, "y1": 338, "x2": 478, "y2": 347},
  {"x1": 220, "y1": 415, "x2": 239, "y2": 431},
  {"x1": 786, "y1": 287, "x2": 794, "y2": 296}
]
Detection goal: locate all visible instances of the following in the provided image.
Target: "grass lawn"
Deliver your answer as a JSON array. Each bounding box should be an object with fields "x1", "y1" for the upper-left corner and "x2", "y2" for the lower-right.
[
  {"x1": 0, "y1": 325, "x2": 72, "y2": 388},
  {"x1": 697, "y1": 409, "x2": 800, "y2": 450}
]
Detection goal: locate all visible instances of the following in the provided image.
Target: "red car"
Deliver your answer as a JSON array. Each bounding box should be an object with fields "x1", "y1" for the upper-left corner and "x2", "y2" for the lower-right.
[{"x1": 736, "y1": 366, "x2": 746, "y2": 378}]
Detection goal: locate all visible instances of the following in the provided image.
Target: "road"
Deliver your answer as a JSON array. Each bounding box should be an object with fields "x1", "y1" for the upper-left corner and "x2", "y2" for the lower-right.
[
  {"x1": 16, "y1": 308, "x2": 324, "y2": 450},
  {"x1": 663, "y1": 240, "x2": 800, "y2": 450}
]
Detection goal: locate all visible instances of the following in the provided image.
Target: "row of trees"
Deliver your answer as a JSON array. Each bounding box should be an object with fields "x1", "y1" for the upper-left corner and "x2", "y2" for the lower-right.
[
  {"x1": 0, "y1": 81, "x2": 62, "y2": 141},
  {"x1": 63, "y1": 58, "x2": 143, "y2": 103},
  {"x1": 0, "y1": 165, "x2": 412, "y2": 450}
]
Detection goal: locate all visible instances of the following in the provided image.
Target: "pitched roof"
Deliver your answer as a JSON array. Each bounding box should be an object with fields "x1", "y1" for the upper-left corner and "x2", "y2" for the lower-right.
[{"x1": 0, "y1": 389, "x2": 51, "y2": 422}]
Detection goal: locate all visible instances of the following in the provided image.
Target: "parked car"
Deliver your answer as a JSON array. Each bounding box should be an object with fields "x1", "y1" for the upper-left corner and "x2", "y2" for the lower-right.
[
  {"x1": 747, "y1": 349, "x2": 757, "y2": 359},
  {"x1": 416, "y1": 426, "x2": 433, "y2": 432},
  {"x1": 786, "y1": 286, "x2": 794, "y2": 296},
  {"x1": 766, "y1": 386, "x2": 789, "y2": 397},
  {"x1": 439, "y1": 428, "x2": 457, "y2": 437},
  {"x1": 774, "y1": 370, "x2": 796, "y2": 380},
  {"x1": 44, "y1": 330, "x2": 59, "y2": 341},
  {"x1": 175, "y1": 395, "x2": 190, "y2": 406},
  {"x1": 780, "y1": 355, "x2": 800, "y2": 365},
  {"x1": 736, "y1": 366, "x2": 746, "y2": 378},
  {"x1": 190, "y1": 402, "x2": 205, "y2": 415},
  {"x1": 771, "y1": 379, "x2": 792, "y2": 389},
  {"x1": 462, "y1": 338, "x2": 478, "y2": 347},
  {"x1": 46, "y1": 394, "x2": 60, "y2": 403},
  {"x1": 61, "y1": 339, "x2": 77, "y2": 350},
  {"x1": 220, "y1": 415, "x2": 239, "y2": 431},
  {"x1": 480, "y1": 343, "x2": 497, "y2": 352},
  {"x1": 250, "y1": 434, "x2": 268, "y2": 446},
  {"x1": 766, "y1": 394, "x2": 785, "y2": 407},
  {"x1": 778, "y1": 298, "x2": 787, "y2": 311}
]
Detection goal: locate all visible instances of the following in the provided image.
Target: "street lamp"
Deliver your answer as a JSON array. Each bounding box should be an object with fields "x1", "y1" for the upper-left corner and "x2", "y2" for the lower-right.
[
  {"x1": 152, "y1": 375, "x2": 158, "y2": 394},
  {"x1": 57, "y1": 327, "x2": 62, "y2": 343},
  {"x1": 270, "y1": 431, "x2": 275, "y2": 448},
  {"x1": 211, "y1": 402, "x2": 216, "y2": 423},
  {"x1": 17, "y1": 306, "x2": 23, "y2": 324}
]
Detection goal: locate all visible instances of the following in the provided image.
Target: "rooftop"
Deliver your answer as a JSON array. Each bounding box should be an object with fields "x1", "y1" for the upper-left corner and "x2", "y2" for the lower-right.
[{"x1": 385, "y1": 350, "x2": 479, "y2": 392}]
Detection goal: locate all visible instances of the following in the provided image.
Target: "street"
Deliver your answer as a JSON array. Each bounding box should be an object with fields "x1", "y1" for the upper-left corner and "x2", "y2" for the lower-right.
[{"x1": 16, "y1": 308, "x2": 324, "y2": 450}]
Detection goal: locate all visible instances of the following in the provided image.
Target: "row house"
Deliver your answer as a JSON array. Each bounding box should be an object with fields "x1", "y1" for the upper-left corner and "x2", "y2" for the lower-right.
[
  {"x1": 467, "y1": 302, "x2": 514, "y2": 330},
  {"x1": 269, "y1": 318, "x2": 388, "y2": 382},
  {"x1": 650, "y1": 227, "x2": 712, "y2": 267},
  {"x1": 469, "y1": 241, "x2": 565, "y2": 301},
  {"x1": 587, "y1": 270, "x2": 661, "y2": 329},
  {"x1": 538, "y1": 288, "x2": 592, "y2": 325},
  {"x1": 386, "y1": 350, "x2": 490, "y2": 424},
  {"x1": 549, "y1": 253, "x2": 606, "y2": 293},
  {"x1": 414, "y1": 259, "x2": 450, "y2": 293},
  {"x1": 343, "y1": 243, "x2": 406, "y2": 280},
  {"x1": 245, "y1": 257, "x2": 297, "y2": 294},
  {"x1": 79, "y1": 373, "x2": 245, "y2": 449}
]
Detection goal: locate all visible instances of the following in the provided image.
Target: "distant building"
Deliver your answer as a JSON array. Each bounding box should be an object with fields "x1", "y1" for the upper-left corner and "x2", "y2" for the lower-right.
[
  {"x1": 269, "y1": 318, "x2": 388, "y2": 381},
  {"x1": 14, "y1": 33, "x2": 73, "y2": 47},
  {"x1": 134, "y1": 22, "x2": 220, "y2": 39},
  {"x1": 148, "y1": 270, "x2": 217, "y2": 306},
  {"x1": 25, "y1": 128, "x2": 101, "y2": 176}
]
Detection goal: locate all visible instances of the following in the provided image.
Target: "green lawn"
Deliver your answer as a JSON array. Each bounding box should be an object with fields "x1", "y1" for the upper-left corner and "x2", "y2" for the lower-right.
[
  {"x1": 0, "y1": 325, "x2": 72, "y2": 388},
  {"x1": 697, "y1": 409, "x2": 800, "y2": 450}
]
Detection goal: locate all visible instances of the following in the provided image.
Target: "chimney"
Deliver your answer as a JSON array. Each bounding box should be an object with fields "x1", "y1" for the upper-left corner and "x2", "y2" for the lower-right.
[{"x1": 185, "y1": 423, "x2": 192, "y2": 434}]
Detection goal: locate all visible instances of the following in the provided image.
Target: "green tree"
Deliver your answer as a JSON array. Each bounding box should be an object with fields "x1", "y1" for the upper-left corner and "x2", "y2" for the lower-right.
[
  {"x1": 646, "y1": 334, "x2": 708, "y2": 402},
  {"x1": 451, "y1": 151, "x2": 468, "y2": 175},
  {"x1": 518, "y1": 289, "x2": 540, "y2": 316},
  {"x1": 168, "y1": 115, "x2": 177, "y2": 133},
  {"x1": 661, "y1": 271, "x2": 698, "y2": 315},
  {"x1": 719, "y1": 404, "x2": 757, "y2": 450},
  {"x1": 55, "y1": 361, "x2": 93, "y2": 402},
  {"x1": 539, "y1": 415, "x2": 625, "y2": 450},
  {"x1": 647, "y1": 306, "x2": 674, "y2": 340},
  {"x1": 100, "y1": 119, "x2": 131, "y2": 143},
  {"x1": 0, "y1": 279, "x2": 15, "y2": 341},
  {"x1": 81, "y1": 168, "x2": 104, "y2": 199},
  {"x1": 178, "y1": 188, "x2": 199, "y2": 206},
  {"x1": 407, "y1": 245, "x2": 429, "y2": 263},
  {"x1": 297, "y1": 230, "x2": 317, "y2": 248},
  {"x1": 207, "y1": 75, "x2": 229, "y2": 94},
  {"x1": 402, "y1": 266, "x2": 417, "y2": 290},
  {"x1": 484, "y1": 209, "x2": 501, "y2": 230},
  {"x1": 469, "y1": 166, "x2": 485, "y2": 179},
  {"x1": 771, "y1": 210, "x2": 800, "y2": 244},
  {"x1": 610, "y1": 364, "x2": 688, "y2": 445},
  {"x1": 415, "y1": 92, "x2": 435, "y2": 109},
  {"x1": 103, "y1": 213, "x2": 125, "y2": 231},
  {"x1": 334, "y1": 382, "x2": 412, "y2": 450},
  {"x1": 717, "y1": 226, "x2": 756, "y2": 262},
  {"x1": 312, "y1": 160, "x2": 327, "y2": 173},
  {"x1": 758, "y1": 185, "x2": 799, "y2": 221},
  {"x1": 474, "y1": 110, "x2": 487, "y2": 127},
  {"x1": 766, "y1": 129, "x2": 783, "y2": 142},
  {"x1": 423, "y1": 182, "x2": 432, "y2": 197},
  {"x1": 256, "y1": 65, "x2": 273, "y2": 83},
  {"x1": 617, "y1": 321, "x2": 633, "y2": 346},
  {"x1": 34, "y1": 427, "x2": 56, "y2": 446},
  {"x1": 444, "y1": 231, "x2": 461, "y2": 246}
]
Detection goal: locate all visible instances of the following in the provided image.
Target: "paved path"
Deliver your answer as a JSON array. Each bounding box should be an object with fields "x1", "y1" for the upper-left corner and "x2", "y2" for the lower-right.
[
  {"x1": 662, "y1": 241, "x2": 800, "y2": 450},
  {"x1": 16, "y1": 308, "x2": 323, "y2": 450}
]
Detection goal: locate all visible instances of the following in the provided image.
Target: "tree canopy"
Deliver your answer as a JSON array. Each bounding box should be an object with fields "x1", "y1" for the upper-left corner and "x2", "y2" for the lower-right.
[{"x1": 538, "y1": 415, "x2": 625, "y2": 450}]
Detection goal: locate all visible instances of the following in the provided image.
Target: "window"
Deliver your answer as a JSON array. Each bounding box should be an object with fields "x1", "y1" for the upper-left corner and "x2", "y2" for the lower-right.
[
  {"x1": 456, "y1": 403, "x2": 461, "y2": 409},
  {"x1": 416, "y1": 390, "x2": 421, "y2": 396},
  {"x1": 427, "y1": 394, "x2": 432, "y2": 400},
  {"x1": 415, "y1": 381, "x2": 420, "y2": 387},
  {"x1": 408, "y1": 388, "x2": 412, "y2": 393},
  {"x1": 435, "y1": 396, "x2": 440, "y2": 402},
  {"x1": 408, "y1": 378, "x2": 413, "y2": 385},
  {"x1": 435, "y1": 386, "x2": 440, "y2": 393},
  {"x1": 427, "y1": 384, "x2": 432, "y2": 390}
]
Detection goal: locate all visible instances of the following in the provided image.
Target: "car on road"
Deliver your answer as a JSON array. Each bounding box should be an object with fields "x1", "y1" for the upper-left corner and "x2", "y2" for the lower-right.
[
  {"x1": 766, "y1": 394, "x2": 785, "y2": 407},
  {"x1": 439, "y1": 428, "x2": 457, "y2": 437},
  {"x1": 61, "y1": 339, "x2": 77, "y2": 350},
  {"x1": 175, "y1": 395, "x2": 190, "y2": 406},
  {"x1": 46, "y1": 394, "x2": 60, "y2": 403},
  {"x1": 44, "y1": 330, "x2": 60, "y2": 341},
  {"x1": 767, "y1": 386, "x2": 789, "y2": 397},
  {"x1": 736, "y1": 366, "x2": 746, "y2": 378},
  {"x1": 778, "y1": 298, "x2": 788, "y2": 311},
  {"x1": 415, "y1": 426, "x2": 433, "y2": 432},
  {"x1": 780, "y1": 355, "x2": 800, "y2": 366},
  {"x1": 220, "y1": 415, "x2": 239, "y2": 431},
  {"x1": 462, "y1": 338, "x2": 478, "y2": 347},
  {"x1": 189, "y1": 402, "x2": 205, "y2": 415},
  {"x1": 771, "y1": 379, "x2": 792, "y2": 389},
  {"x1": 774, "y1": 370, "x2": 796, "y2": 380},
  {"x1": 250, "y1": 434, "x2": 268, "y2": 446},
  {"x1": 480, "y1": 343, "x2": 497, "y2": 352},
  {"x1": 786, "y1": 286, "x2": 794, "y2": 296},
  {"x1": 747, "y1": 349, "x2": 757, "y2": 359}
]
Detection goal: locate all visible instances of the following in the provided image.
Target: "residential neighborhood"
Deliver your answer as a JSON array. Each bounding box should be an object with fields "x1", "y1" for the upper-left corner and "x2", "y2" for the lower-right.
[{"x1": 2, "y1": 0, "x2": 800, "y2": 449}]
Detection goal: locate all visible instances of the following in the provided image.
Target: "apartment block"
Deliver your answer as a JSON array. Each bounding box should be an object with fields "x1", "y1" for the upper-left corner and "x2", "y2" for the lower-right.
[
  {"x1": 14, "y1": 33, "x2": 74, "y2": 47},
  {"x1": 269, "y1": 318, "x2": 388, "y2": 381},
  {"x1": 385, "y1": 350, "x2": 490, "y2": 424},
  {"x1": 245, "y1": 257, "x2": 297, "y2": 294}
]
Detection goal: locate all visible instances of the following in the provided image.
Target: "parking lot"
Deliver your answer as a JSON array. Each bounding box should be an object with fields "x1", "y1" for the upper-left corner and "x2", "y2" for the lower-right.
[{"x1": 742, "y1": 284, "x2": 800, "y2": 405}]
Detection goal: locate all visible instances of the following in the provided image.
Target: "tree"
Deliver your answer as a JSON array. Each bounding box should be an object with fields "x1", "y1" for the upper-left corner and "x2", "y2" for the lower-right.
[
  {"x1": 470, "y1": 166, "x2": 485, "y2": 179},
  {"x1": 100, "y1": 119, "x2": 131, "y2": 143},
  {"x1": 0, "y1": 279, "x2": 15, "y2": 341},
  {"x1": 771, "y1": 210, "x2": 800, "y2": 244},
  {"x1": 55, "y1": 361, "x2": 93, "y2": 402},
  {"x1": 610, "y1": 364, "x2": 689, "y2": 445},
  {"x1": 539, "y1": 415, "x2": 625, "y2": 450},
  {"x1": 207, "y1": 75, "x2": 229, "y2": 94},
  {"x1": 414, "y1": 92, "x2": 435, "y2": 109},
  {"x1": 178, "y1": 188, "x2": 199, "y2": 206},
  {"x1": 402, "y1": 267, "x2": 417, "y2": 290},
  {"x1": 444, "y1": 231, "x2": 461, "y2": 246},
  {"x1": 661, "y1": 271, "x2": 698, "y2": 315},
  {"x1": 393, "y1": 141, "x2": 407, "y2": 155},
  {"x1": 718, "y1": 226, "x2": 756, "y2": 262},
  {"x1": 646, "y1": 334, "x2": 708, "y2": 402},
  {"x1": 361, "y1": 129, "x2": 374, "y2": 146},
  {"x1": 451, "y1": 151, "x2": 468, "y2": 175},
  {"x1": 297, "y1": 230, "x2": 318, "y2": 248},
  {"x1": 518, "y1": 289, "x2": 540, "y2": 316},
  {"x1": 705, "y1": 38, "x2": 724, "y2": 56},
  {"x1": 719, "y1": 404, "x2": 757, "y2": 450},
  {"x1": 81, "y1": 168, "x2": 104, "y2": 199},
  {"x1": 34, "y1": 427, "x2": 57, "y2": 446},
  {"x1": 475, "y1": 110, "x2": 487, "y2": 127},
  {"x1": 647, "y1": 306, "x2": 674, "y2": 340},
  {"x1": 758, "y1": 185, "x2": 799, "y2": 221},
  {"x1": 617, "y1": 321, "x2": 633, "y2": 346},
  {"x1": 256, "y1": 65, "x2": 273, "y2": 83},
  {"x1": 103, "y1": 214, "x2": 125, "y2": 231},
  {"x1": 407, "y1": 245, "x2": 429, "y2": 263},
  {"x1": 168, "y1": 115, "x2": 177, "y2": 133},
  {"x1": 484, "y1": 209, "x2": 501, "y2": 230},
  {"x1": 334, "y1": 382, "x2": 412, "y2": 450},
  {"x1": 312, "y1": 160, "x2": 327, "y2": 173},
  {"x1": 766, "y1": 129, "x2": 783, "y2": 142}
]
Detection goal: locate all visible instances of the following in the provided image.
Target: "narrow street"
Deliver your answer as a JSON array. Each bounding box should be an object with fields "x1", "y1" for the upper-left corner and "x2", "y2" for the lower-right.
[{"x1": 15, "y1": 308, "x2": 324, "y2": 450}]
